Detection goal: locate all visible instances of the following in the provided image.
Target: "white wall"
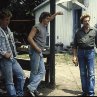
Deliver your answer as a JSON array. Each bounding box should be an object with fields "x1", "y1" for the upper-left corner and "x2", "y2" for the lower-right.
[
  {"x1": 56, "y1": 5, "x2": 73, "y2": 46},
  {"x1": 83, "y1": 0, "x2": 97, "y2": 27}
]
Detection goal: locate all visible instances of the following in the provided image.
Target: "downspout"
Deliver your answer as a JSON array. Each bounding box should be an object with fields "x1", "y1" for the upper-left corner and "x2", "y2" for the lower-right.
[
  {"x1": 82, "y1": 0, "x2": 89, "y2": 13},
  {"x1": 84, "y1": 0, "x2": 89, "y2": 8}
]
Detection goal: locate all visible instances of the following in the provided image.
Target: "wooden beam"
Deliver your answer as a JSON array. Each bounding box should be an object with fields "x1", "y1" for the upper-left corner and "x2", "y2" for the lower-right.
[
  {"x1": 50, "y1": 0, "x2": 56, "y2": 89},
  {"x1": 11, "y1": 20, "x2": 34, "y2": 22}
]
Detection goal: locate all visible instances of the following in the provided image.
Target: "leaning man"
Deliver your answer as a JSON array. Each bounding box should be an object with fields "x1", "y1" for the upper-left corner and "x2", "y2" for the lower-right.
[{"x1": 0, "y1": 9, "x2": 25, "y2": 97}]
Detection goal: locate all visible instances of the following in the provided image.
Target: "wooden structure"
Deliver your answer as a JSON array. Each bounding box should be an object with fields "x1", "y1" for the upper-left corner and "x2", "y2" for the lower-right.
[{"x1": 49, "y1": 0, "x2": 56, "y2": 88}]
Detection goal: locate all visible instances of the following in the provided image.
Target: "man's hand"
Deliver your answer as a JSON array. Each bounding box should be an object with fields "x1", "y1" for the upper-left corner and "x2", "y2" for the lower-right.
[
  {"x1": 72, "y1": 56, "x2": 78, "y2": 66},
  {"x1": 50, "y1": 11, "x2": 63, "y2": 21},
  {"x1": 56, "y1": 11, "x2": 63, "y2": 15},
  {"x1": 36, "y1": 47, "x2": 42, "y2": 53},
  {"x1": 4, "y1": 52, "x2": 12, "y2": 59}
]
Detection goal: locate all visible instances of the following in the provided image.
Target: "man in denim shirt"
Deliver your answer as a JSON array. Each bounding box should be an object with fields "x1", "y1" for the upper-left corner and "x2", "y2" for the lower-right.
[
  {"x1": 72, "y1": 14, "x2": 97, "y2": 96},
  {"x1": 0, "y1": 9, "x2": 25, "y2": 97}
]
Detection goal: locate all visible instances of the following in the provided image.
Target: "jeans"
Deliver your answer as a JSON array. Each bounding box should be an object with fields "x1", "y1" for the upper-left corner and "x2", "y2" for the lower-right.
[
  {"x1": 78, "y1": 49, "x2": 95, "y2": 96},
  {"x1": 0, "y1": 58, "x2": 25, "y2": 96},
  {"x1": 27, "y1": 48, "x2": 45, "y2": 92}
]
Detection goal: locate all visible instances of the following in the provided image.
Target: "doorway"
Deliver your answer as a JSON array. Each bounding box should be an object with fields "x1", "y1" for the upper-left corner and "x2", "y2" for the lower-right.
[{"x1": 73, "y1": 9, "x2": 82, "y2": 37}]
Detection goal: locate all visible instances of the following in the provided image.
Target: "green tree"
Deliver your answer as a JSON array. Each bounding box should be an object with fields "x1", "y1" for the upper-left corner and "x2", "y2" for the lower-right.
[{"x1": 0, "y1": 0, "x2": 46, "y2": 19}]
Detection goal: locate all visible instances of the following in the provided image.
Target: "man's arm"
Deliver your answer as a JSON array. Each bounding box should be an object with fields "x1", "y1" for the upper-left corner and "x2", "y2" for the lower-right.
[
  {"x1": 0, "y1": 35, "x2": 7, "y2": 56},
  {"x1": 27, "y1": 27, "x2": 42, "y2": 53},
  {"x1": 72, "y1": 33, "x2": 78, "y2": 65},
  {"x1": 0, "y1": 34, "x2": 12, "y2": 59},
  {"x1": 0, "y1": 45, "x2": 11, "y2": 59},
  {"x1": 50, "y1": 11, "x2": 63, "y2": 21}
]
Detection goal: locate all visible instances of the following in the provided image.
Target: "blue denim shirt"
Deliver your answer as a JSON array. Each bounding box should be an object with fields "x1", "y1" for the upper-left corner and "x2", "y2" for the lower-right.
[{"x1": 0, "y1": 27, "x2": 17, "y2": 59}]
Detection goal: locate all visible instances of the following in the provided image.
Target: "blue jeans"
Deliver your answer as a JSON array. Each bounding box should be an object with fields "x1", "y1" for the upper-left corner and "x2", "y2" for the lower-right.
[
  {"x1": 0, "y1": 58, "x2": 25, "y2": 96},
  {"x1": 27, "y1": 48, "x2": 45, "y2": 92},
  {"x1": 78, "y1": 49, "x2": 95, "y2": 96}
]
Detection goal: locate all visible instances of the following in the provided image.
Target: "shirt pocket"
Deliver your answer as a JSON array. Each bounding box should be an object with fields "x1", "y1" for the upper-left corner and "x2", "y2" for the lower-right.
[
  {"x1": 0, "y1": 36, "x2": 6, "y2": 44},
  {"x1": 89, "y1": 35, "x2": 95, "y2": 38},
  {"x1": 9, "y1": 33, "x2": 14, "y2": 41}
]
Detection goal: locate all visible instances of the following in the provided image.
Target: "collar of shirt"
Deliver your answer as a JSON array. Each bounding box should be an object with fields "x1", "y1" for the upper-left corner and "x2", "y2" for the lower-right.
[{"x1": 80, "y1": 27, "x2": 94, "y2": 33}]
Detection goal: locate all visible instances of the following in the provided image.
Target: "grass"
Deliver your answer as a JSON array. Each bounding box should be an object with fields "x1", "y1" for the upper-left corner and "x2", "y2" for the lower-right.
[
  {"x1": 55, "y1": 53, "x2": 72, "y2": 64},
  {"x1": 17, "y1": 52, "x2": 73, "y2": 65},
  {"x1": 17, "y1": 53, "x2": 97, "y2": 67},
  {"x1": 17, "y1": 54, "x2": 29, "y2": 59}
]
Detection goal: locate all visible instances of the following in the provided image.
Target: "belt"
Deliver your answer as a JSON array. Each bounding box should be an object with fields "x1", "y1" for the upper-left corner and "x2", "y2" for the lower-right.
[{"x1": 78, "y1": 47, "x2": 94, "y2": 50}]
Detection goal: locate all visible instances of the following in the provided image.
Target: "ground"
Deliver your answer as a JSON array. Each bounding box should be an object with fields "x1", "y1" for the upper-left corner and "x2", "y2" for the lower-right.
[
  {"x1": 24, "y1": 53, "x2": 97, "y2": 96},
  {"x1": 0, "y1": 53, "x2": 96, "y2": 96}
]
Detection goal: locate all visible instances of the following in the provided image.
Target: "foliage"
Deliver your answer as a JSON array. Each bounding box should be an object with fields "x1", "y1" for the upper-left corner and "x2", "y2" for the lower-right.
[
  {"x1": 0, "y1": 0, "x2": 10, "y2": 9},
  {"x1": 0, "y1": 0, "x2": 46, "y2": 19},
  {"x1": 55, "y1": 53, "x2": 73, "y2": 65},
  {"x1": 17, "y1": 53, "x2": 97, "y2": 68}
]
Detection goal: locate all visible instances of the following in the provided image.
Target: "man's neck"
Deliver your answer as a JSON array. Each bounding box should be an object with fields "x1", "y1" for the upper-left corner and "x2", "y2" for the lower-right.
[
  {"x1": 0, "y1": 25, "x2": 7, "y2": 29},
  {"x1": 83, "y1": 27, "x2": 90, "y2": 33}
]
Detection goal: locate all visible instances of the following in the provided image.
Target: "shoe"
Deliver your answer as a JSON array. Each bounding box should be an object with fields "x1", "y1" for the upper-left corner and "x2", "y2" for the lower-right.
[
  {"x1": 30, "y1": 91, "x2": 35, "y2": 97},
  {"x1": 87, "y1": 93, "x2": 95, "y2": 96},
  {"x1": 24, "y1": 88, "x2": 35, "y2": 97},
  {"x1": 34, "y1": 90, "x2": 40, "y2": 96},
  {"x1": 78, "y1": 93, "x2": 87, "y2": 96}
]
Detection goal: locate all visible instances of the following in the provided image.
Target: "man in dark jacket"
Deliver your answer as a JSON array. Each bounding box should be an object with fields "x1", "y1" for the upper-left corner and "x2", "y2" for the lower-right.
[{"x1": 72, "y1": 14, "x2": 97, "y2": 96}]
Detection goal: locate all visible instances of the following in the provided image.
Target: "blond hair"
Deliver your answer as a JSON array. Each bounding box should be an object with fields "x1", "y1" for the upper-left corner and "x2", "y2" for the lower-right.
[
  {"x1": 80, "y1": 14, "x2": 90, "y2": 24},
  {"x1": 0, "y1": 9, "x2": 12, "y2": 19}
]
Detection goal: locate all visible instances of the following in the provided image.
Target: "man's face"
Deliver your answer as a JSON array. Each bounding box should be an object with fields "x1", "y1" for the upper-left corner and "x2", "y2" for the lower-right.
[
  {"x1": 42, "y1": 16, "x2": 50, "y2": 26},
  {"x1": 82, "y1": 17, "x2": 90, "y2": 28},
  {"x1": 1, "y1": 17, "x2": 11, "y2": 27}
]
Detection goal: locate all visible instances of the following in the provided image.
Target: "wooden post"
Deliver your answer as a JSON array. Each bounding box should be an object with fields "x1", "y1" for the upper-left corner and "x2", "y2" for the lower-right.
[{"x1": 49, "y1": 0, "x2": 56, "y2": 89}]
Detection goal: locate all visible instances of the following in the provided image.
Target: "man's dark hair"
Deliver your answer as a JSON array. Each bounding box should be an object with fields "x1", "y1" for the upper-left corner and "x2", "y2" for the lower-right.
[
  {"x1": 39, "y1": 12, "x2": 51, "y2": 23},
  {"x1": 0, "y1": 9, "x2": 12, "y2": 19}
]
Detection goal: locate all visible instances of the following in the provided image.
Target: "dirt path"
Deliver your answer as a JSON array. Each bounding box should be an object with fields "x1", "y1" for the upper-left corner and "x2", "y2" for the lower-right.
[{"x1": 24, "y1": 61, "x2": 97, "y2": 96}]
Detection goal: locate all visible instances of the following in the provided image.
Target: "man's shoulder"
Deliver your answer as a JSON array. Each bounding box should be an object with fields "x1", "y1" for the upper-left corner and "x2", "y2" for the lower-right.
[
  {"x1": 75, "y1": 28, "x2": 82, "y2": 34},
  {"x1": 34, "y1": 23, "x2": 40, "y2": 27},
  {"x1": 89, "y1": 26, "x2": 97, "y2": 30},
  {"x1": 89, "y1": 27, "x2": 97, "y2": 34},
  {"x1": 0, "y1": 27, "x2": 2, "y2": 32},
  {"x1": 33, "y1": 23, "x2": 41, "y2": 32},
  {"x1": 0, "y1": 27, "x2": 4, "y2": 35}
]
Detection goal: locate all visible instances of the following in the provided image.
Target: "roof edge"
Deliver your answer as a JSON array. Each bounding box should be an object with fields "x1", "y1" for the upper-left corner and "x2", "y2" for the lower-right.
[{"x1": 33, "y1": 0, "x2": 50, "y2": 12}]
